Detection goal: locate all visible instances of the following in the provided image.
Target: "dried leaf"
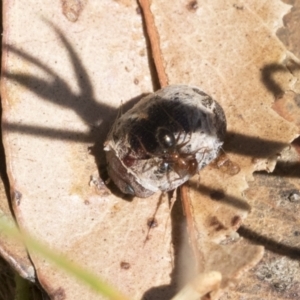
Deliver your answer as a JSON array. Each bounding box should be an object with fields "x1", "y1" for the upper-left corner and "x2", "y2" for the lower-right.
[
  {"x1": 2, "y1": 1, "x2": 174, "y2": 298},
  {"x1": 225, "y1": 142, "x2": 300, "y2": 299},
  {"x1": 0, "y1": 119, "x2": 34, "y2": 281},
  {"x1": 0, "y1": 178, "x2": 35, "y2": 281},
  {"x1": 147, "y1": 0, "x2": 299, "y2": 297},
  {"x1": 171, "y1": 271, "x2": 222, "y2": 300}
]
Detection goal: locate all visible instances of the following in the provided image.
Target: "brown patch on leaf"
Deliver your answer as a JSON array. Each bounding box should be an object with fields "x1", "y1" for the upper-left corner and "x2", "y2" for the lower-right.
[
  {"x1": 231, "y1": 215, "x2": 241, "y2": 228},
  {"x1": 120, "y1": 261, "x2": 131, "y2": 269},
  {"x1": 114, "y1": 0, "x2": 135, "y2": 7},
  {"x1": 136, "y1": 6, "x2": 142, "y2": 14},
  {"x1": 273, "y1": 90, "x2": 300, "y2": 128},
  {"x1": 233, "y1": 3, "x2": 244, "y2": 10},
  {"x1": 147, "y1": 217, "x2": 158, "y2": 228},
  {"x1": 61, "y1": 0, "x2": 86, "y2": 22},
  {"x1": 12, "y1": 190, "x2": 22, "y2": 206},
  {"x1": 49, "y1": 287, "x2": 66, "y2": 300},
  {"x1": 214, "y1": 154, "x2": 241, "y2": 176},
  {"x1": 186, "y1": 0, "x2": 198, "y2": 11},
  {"x1": 209, "y1": 216, "x2": 227, "y2": 231},
  {"x1": 277, "y1": 1, "x2": 300, "y2": 59}
]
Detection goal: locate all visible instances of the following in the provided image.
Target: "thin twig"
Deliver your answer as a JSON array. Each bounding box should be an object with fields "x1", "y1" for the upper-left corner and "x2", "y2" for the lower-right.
[
  {"x1": 180, "y1": 183, "x2": 202, "y2": 270},
  {"x1": 138, "y1": 0, "x2": 169, "y2": 88},
  {"x1": 138, "y1": 1, "x2": 201, "y2": 270}
]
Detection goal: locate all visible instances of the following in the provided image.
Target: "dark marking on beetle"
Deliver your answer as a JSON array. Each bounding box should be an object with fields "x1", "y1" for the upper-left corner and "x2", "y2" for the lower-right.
[
  {"x1": 122, "y1": 153, "x2": 136, "y2": 168},
  {"x1": 202, "y1": 96, "x2": 214, "y2": 109},
  {"x1": 213, "y1": 102, "x2": 227, "y2": 139},
  {"x1": 192, "y1": 88, "x2": 206, "y2": 96},
  {"x1": 105, "y1": 85, "x2": 226, "y2": 197},
  {"x1": 154, "y1": 162, "x2": 171, "y2": 178}
]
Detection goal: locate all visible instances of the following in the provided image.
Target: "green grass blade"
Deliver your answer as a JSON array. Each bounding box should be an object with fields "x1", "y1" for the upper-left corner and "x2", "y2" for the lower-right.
[{"x1": 0, "y1": 218, "x2": 130, "y2": 300}]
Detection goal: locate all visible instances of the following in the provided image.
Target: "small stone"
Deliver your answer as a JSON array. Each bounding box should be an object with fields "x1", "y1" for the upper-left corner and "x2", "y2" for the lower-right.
[{"x1": 288, "y1": 192, "x2": 300, "y2": 202}]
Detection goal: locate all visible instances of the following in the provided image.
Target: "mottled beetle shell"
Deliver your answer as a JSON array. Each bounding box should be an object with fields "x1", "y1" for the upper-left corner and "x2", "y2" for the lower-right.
[{"x1": 104, "y1": 85, "x2": 226, "y2": 198}]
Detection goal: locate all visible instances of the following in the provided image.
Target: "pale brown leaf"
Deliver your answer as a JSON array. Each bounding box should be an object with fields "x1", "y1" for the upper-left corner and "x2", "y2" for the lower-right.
[
  {"x1": 148, "y1": 0, "x2": 299, "y2": 297},
  {"x1": 2, "y1": 0, "x2": 174, "y2": 298}
]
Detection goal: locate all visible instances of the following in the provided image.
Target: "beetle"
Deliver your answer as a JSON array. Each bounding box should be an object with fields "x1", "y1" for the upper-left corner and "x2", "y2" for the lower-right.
[{"x1": 104, "y1": 85, "x2": 226, "y2": 198}]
